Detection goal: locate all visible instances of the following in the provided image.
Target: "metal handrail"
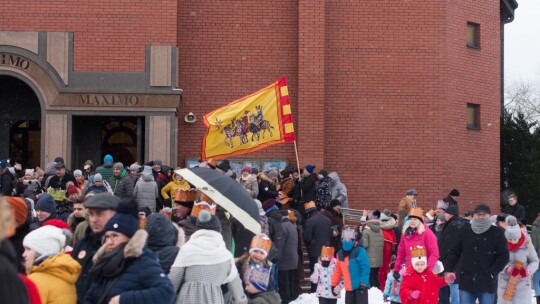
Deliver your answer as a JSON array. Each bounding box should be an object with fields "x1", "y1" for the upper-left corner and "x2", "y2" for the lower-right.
[{"x1": 341, "y1": 207, "x2": 364, "y2": 225}]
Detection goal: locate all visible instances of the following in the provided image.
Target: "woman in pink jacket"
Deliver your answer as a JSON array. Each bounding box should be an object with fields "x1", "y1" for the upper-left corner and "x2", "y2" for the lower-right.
[{"x1": 393, "y1": 208, "x2": 439, "y2": 276}]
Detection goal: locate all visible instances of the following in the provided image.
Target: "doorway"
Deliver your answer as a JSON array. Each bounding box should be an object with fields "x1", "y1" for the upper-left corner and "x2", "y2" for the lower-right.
[
  {"x1": 72, "y1": 116, "x2": 145, "y2": 170},
  {"x1": 0, "y1": 75, "x2": 41, "y2": 168}
]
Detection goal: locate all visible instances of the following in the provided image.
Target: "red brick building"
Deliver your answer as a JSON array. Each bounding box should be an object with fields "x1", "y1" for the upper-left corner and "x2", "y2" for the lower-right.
[{"x1": 0, "y1": 0, "x2": 517, "y2": 212}]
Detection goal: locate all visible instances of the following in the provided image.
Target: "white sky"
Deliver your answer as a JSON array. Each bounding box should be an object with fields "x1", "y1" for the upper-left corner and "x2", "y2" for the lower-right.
[{"x1": 504, "y1": 0, "x2": 540, "y2": 85}]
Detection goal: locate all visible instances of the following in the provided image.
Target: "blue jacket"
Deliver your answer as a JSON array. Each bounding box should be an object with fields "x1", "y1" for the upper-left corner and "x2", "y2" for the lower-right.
[
  {"x1": 383, "y1": 271, "x2": 401, "y2": 303},
  {"x1": 331, "y1": 244, "x2": 370, "y2": 291}
]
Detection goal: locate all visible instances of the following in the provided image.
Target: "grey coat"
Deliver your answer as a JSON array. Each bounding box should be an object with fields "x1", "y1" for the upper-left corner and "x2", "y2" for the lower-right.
[
  {"x1": 133, "y1": 174, "x2": 158, "y2": 212},
  {"x1": 363, "y1": 220, "x2": 384, "y2": 268},
  {"x1": 497, "y1": 236, "x2": 539, "y2": 304},
  {"x1": 279, "y1": 218, "x2": 299, "y2": 271},
  {"x1": 328, "y1": 172, "x2": 348, "y2": 210},
  {"x1": 239, "y1": 174, "x2": 259, "y2": 199}
]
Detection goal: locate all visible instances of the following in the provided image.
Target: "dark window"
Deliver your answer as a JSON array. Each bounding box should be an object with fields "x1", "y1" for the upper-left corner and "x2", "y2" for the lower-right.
[
  {"x1": 467, "y1": 103, "x2": 480, "y2": 129},
  {"x1": 467, "y1": 22, "x2": 480, "y2": 48}
]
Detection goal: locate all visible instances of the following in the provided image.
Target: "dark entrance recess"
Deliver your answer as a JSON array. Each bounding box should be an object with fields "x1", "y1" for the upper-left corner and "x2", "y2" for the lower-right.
[
  {"x1": 72, "y1": 116, "x2": 144, "y2": 170},
  {"x1": 0, "y1": 75, "x2": 41, "y2": 168}
]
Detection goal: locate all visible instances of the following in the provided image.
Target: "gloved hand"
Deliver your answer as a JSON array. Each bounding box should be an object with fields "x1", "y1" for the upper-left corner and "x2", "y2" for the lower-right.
[
  {"x1": 505, "y1": 266, "x2": 514, "y2": 275},
  {"x1": 331, "y1": 286, "x2": 339, "y2": 296},
  {"x1": 410, "y1": 290, "x2": 420, "y2": 299},
  {"x1": 445, "y1": 272, "x2": 456, "y2": 284},
  {"x1": 393, "y1": 270, "x2": 400, "y2": 281},
  {"x1": 399, "y1": 267, "x2": 408, "y2": 277}
]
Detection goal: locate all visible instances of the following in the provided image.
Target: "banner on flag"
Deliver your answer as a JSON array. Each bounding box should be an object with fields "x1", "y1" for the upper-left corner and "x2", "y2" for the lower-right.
[{"x1": 201, "y1": 77, "x2": 295, "y2": 160}]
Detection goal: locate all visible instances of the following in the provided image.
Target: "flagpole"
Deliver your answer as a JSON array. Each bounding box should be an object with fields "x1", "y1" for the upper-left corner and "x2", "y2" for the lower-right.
[{"x1": 293, "y1": 140, "x2": 301, "y2": 176}]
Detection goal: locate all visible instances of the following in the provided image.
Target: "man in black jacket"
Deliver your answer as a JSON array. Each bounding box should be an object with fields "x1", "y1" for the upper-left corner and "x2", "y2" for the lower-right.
[
  {"x1": 48, "y1": 162, "x2": 77, "y2": 190},
  {"x1": 303, "y1": 201, "x2": 331, "y2": 292},
  {"x1": 504, "y1": 193, "x2": 526, "y2": 224},
  {"x1": 0, "y1": 160, "x2": 15, "y2": 196},
  {"x1": 445, "y1": 203, "x2": 509, "y2": 304},
  {"x1": 71, "y1": 193, "x2": 118, "y2": 304},
  {"x1": 438, "y1": 205, "x2": 463, "y2": 304}
]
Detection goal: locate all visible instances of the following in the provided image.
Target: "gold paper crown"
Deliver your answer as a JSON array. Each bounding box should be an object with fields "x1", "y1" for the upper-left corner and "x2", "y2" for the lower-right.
[
  {"x1": 320, "y1": 246, "x2": 335, "y2": 258},
  {"x1": 250, "y1": 235, "x2": 272, "y2": 255},
  {"x1": 411, "y1": 246, "x2": 427, "y2": 259},
  {"x1": 175, "y1": 189, "x2": 197, "y2": 202},
  {"x1": 197, "y1": 191, "x2": 215, "y2": 204},
  {"x1": 408, "y1": 207, "x2": 424, "y2": 219},
  {"x1": 191, "y1": 201, "x2": 216, "y2": 218},
  {"x1": 304, "y1": 201, "x2": 316, "y2": 210}
]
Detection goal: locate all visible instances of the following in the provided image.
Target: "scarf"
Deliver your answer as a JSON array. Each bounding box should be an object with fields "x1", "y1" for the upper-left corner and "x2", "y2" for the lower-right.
[
  {"x1": 470, "y1": 218, "x2": 492, "y2": 234},
  {"x1": 507, "y1": 232, "x2": 526, "y2": 251},
  {"x1": 172, "y1": 229, "x2": 232, "y2": 268},
  {"x1": 89, "y1": 243, "x2": 128, "y2": 281}
]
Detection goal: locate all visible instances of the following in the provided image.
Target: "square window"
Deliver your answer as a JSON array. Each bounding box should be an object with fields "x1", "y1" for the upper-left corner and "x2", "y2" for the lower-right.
[
  {"x1": 467, "y1": 22, "x2": 480, "y2": 48},
  {"x1": 467, "y1": 103, "x2": 480, "y2": 129}
]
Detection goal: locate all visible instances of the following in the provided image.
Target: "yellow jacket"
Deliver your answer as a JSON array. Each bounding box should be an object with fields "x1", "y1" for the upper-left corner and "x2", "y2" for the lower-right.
[
  {"x1": 161, "y1": 178, "x2": 190, "y2": 200},
  {"x1": 28, "y1": 253, "x2": 81, "y2": 304}
]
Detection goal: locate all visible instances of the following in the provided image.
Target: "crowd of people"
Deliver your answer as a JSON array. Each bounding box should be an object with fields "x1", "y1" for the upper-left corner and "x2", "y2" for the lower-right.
[{"x1": 0, "y1": 156, "x2": 539, "y2": 304}]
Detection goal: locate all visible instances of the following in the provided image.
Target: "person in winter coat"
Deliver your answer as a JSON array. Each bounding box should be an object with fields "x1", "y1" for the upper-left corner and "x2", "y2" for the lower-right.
[
  {"x1": 399, "y1": 246, "x2": 453, "y2": 304},
  {"x1": 0, "y1": 160, "x2": 16, "y2": 195},
  {"x1": 23, "y1": 225, "x2": 81, "y2": 304},
  {"x1": 83, "y1": 199, "x2": 175, "y2": 304},
  {"x1": 328, "y1": 172, "x2": 348, "y2": 212},
  {"x1": 379, "y1": 211, "x2": 398, "y2": 290},
  {"x1": 278, "y1": 169, "x2": 295, "y2": 198},
  {"x1": 363, "y1": 217, "x2": 384, "y2": 290},
  {"x1": 393, "y1": 208, "x2": 439, "y2": 275},
  {"x1": 169, "y1": 210, "x2": 247, "y2": 304},
  {"x1": 397, "y1": 189, "x2": 417, "y2": 230},
  {"x1": 133, "y1": 166, "x2": 159, "y2": 213},
  {"x1": 531, "y1": 214, "x2": 540, "y2": 304},
  {"x1": 0, "y1": 199, "x2": 29, "y2": 304},
  {"x1": 301, "y1": 164, "x2": 317, "y2": 203},
  {"x1": 383, "y1": 262, "x2": 401, "y2": 304},
  {"x1": 504, "y1": 194, "x2": 526, "y2": 225},
  {"x1": 496, "y1": 215, "x2": 539, "y2": 304},
  {"x1": 331, "y1": 225, "x2": 370, "y2": 304},
  {"x1": 445, "y1": 204, "x2": 509, "y2": 304},
  {"x1": 278, "y1": 210, "x2": 299, "y2": 303},
  {"x1": 257, "y1": 170, "x2": 279, "y2": 204},
  {"x1": 315, "y1": 170, "x2": 332, "y2": 210},
  {"x1": 437, "y1": 205, "x2": 462, "y2": 304},
  {"x1": 310, "y1": 246, "x2": 343, "y2": 304},
  {"x1": 144, "y1": 213, "x2": 184, "y2": 274},
  {"x1": 442, "y1": 188, "x2": 460, "y2": 215},
  {"x1": 108, "y1": 162, "x2": 134, "y2": 199},
  {"x1": 261, "y1": 199, "x2": 285, "y2": 264},
  {"x1": 160, "y1": 169, "x2": 190, "y2": 208},
  {"x1": 95, "y1": 154, "x2": 114, "y2": 181},
  {"x1": 239, "y1": 166, "x2": 259, "y2": 199},
  {"x1": 48, "y1": 162, "x2": 77, "y2": 190},
  {"x1": 322, "y1": 199, "x2": 344, "y2": 253},
  {"x1": 30, "y1": 194, "x2": 57, "y2": 231},
  {"x1": 85, "y1": 173, "x2": 108, "y2": 194},
  {"x1": 303, "y1": 201, "x2": 332, "y2": 293}
]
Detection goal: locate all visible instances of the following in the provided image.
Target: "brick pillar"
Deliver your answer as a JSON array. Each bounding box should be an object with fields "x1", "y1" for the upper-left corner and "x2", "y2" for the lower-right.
[{"x1": 297, "y1": 0, "x2": 325, "y2": 168}]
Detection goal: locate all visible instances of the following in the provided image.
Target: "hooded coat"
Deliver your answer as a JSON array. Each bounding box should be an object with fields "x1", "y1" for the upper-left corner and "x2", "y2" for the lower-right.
[
  {"x1": 145, "y1": 214, "x2": 184, "y2": 274},
  {"x1": 497, "y1": 234, "x2": 539, "y2": 304},
  {"x1": 108, "y1": 170, "x2": 134, "y2": 199},
  {"x1": 279, "y1": 217, "x2": 299, "y2": 271},
  {"x1": 83, "y1": 230, "x2": 175, "y2": 304},
  {"x1": 379, "y1": 217, "x2": 398, "y2": 289},
  {"x1": 257, "y1": 172, "x2": 279, "y2": 203},
  {"x1": 394, "y1": 223, "x2": 439, "y2": 272},
  {"x1": 266, "y1": 208, "x2": 285, "y2": 263},
  {"x1": 160, "y1": 176, "x2": 190, "y2": 201},
  {"x1": 239, "y1": 174, "x2": 259, "y2": 199},
  {"x1": 315, "y1": 176, "x2": 332, "y2": 209},
  {"x1": 96, "y1": 161, "x2": 114, "y2": 181},
  {"x1": 399, "y1": 265, "x2": 446, "y2": 304},
  {"x1": 322, "y1": 207, "x2": 344, "y2": 252},
  {"x1": 363, "y1": 220, "x2": 384, "y2": 268},
  {"x1": 133, "y1": 174, "x2": 159, "y2": 212},
  {"x1": 328, "y1": 172, "x2": 348, "y2": 210},
  {"x1": 303, "y1": 211, "x2": 332, "y2": 258},
  {"x1": 29, "y1": 253, "x2": 82, "y2": 304}
]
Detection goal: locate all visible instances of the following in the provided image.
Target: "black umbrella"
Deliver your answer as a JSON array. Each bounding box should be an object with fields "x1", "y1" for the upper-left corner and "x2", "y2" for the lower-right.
[{"x1": 176, "y1": 167, "x2": 261, "y2": 234}]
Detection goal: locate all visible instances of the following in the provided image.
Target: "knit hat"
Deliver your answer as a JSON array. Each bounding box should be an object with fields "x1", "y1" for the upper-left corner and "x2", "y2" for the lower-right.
[
  {"x1": 254, "y1": 199, "x2": 265, "y2": 216},
  {"x1": 25, "y1": 169, "x2": 34, "y2": 177},
  {"x1": 142, "y1": 166, "x2": 153, "y2": 176},
  {"x1": 217, "y1": 160, "x2": 231, "y2": 172},
  {"x1": 5, "y1": 196, "x2": 28, "y2": 224},
  {"x1": 103, "y1": 154, "x2": 113, "y2": 164},
  {"x1": 54, "y1": 162, "x2": 66, "y2": 169},
  {"x1": 319, "y1": 169, "x2": 329, "y2": 177},
  {"x1": 436, "y1": 214, "x2": 446, "y2": 223},
  {"x1": 35, "y1": 194, "x2": 57, "y2": 214},
  {"x1": 129, "y1": 163, "x2": 140, "y2": 171},
  {"x1": 113, "y1": 162, "x2": 124, "y2": 171},
  {"x1": 43, "y1": 219, "x2": 73, "y2": 246},
  {"x1": 73, "y1": 169, "x2": 83, "y2": 177},
  {"x1": 66, "y1": 185, "x2": 79, "y2": 196},
  {"x1": 241, "y1": 165, "x2": 252, "y2": 173},
  {"x1": 474, "y1": 203, "x2": 491, "y2": 215},
  {"x1": 497, "y1": 213, "x2": 509, "y2": 222},
  {"x1": 23, "y1": 225, "x2": 66, "y2": 256},
  {"x1": 104, "y1": 199, "x2": 139, "y2": 238},
  {"x1": 54, "y1": 156, "x2": 65, "y2": 164},
  {"x1": 196, "y1": 210, "x2": 221, "y2": 233},
  {"x1": 445, "y1": 205, "x2": 458, "y2": 217},
  {"x1": 262, "y1": 198, "x2": 276, "y2": 211},
  {"x1": 93, "y1": 173, "x2": 103, "y2": 183},
  {"x1": 449, "y1": 189, "x2": 460, "y2": 197},
  {"x1": 0, "y1": 160, "x2": 8, "y2": 168},
  {"x1": 436, "y1": 200, "x2": 448, "y2": 210},
  {"x1": 305, "y1": 164, "x2": 316, "y2": 174},
  {"x1": 153, "y1": 159, "x2": 163, "y2": 166},
  {"x1": 504, "y1": 215, "x2": 521, "y2": 240}
]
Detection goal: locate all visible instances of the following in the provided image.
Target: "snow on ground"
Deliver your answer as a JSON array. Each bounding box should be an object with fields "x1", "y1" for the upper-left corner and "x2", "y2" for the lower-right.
[{"x1": 290, "y1": 287, "x2": 384, "y2": 304}]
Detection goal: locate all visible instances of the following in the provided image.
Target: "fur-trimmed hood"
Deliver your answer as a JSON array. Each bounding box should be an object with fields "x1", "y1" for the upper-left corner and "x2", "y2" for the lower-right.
[
  {"x1": 93, "y1": 229, "x2": 148, "y2": 263},
  {"x1": 380, "y1": 217, "x2": 397, "y2": 230},
  {"x1": 257, "y1": 171, "x2": 276, "y2": 186},
  {"x1": 402, "y1": 221, "x2": 426, "y2": 235}
]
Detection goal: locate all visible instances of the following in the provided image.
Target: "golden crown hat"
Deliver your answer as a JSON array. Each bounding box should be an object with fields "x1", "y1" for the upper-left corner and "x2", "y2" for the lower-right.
[
  {"x1": 408, "y1": 207, "x2": 424, "y2": 219},
  {"x1": 320, "y1": 246, "x2": 335, "y2": 259},
  {"x1": 410, "y1": 246, "x2": 427, "y2": 264},
  {"x1": 197, "y1": 190, "x2": 215, "y2": 204},
  {"x1": 304, "y1": 201, "x2": 316, "y2": 210},
  {"x1": 249, "y1": 234, "x2": 273, "y2": 257},
  {"x1": 191, "y1": 200, "x2": 217, "y2": 218},
  {"x1": 174, "y1": 189, "x2": 197, "y2": 202}
]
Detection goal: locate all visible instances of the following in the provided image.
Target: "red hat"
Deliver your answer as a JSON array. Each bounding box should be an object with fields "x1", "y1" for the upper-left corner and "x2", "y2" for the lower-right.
[
  {"x1": 43, "y1": 219, "x2": 71, "y2": 231},
  {"x1": 66, "y1": 185, "x2": 79, "y2": 196},
  {"x1": 4, "y1": 196, "x2": 28, "y2": 224}
]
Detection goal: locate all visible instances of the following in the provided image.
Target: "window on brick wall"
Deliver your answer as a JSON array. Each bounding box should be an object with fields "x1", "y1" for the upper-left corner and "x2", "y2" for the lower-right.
[
  {"x1": 467, "y1": 103, "x2": 480, "y2": 129},
  {"x1": 467, "y1": 22, "x2": 480, "y2": 48}
]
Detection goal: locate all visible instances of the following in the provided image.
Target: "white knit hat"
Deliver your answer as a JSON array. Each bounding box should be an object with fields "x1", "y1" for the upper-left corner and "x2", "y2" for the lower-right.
[{"x1": 23, "y1": 225, "x2": 66, "y2": 256}]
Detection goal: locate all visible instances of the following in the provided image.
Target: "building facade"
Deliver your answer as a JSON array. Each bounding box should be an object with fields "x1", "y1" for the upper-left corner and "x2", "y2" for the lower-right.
[{"x1": 0, "y1": 0, "x2": 517, "y2": 212}]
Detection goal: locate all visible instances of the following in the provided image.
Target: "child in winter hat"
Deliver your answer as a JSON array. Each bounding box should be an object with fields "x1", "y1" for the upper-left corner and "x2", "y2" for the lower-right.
[
  {"x1": 311, "y1": 246, "x2": 343, "y2": 301},
  {"x1": 383, "y1": 261, "x2": 402, "y2": 304},
  {"x1": 399, "y1": 246, "x2": 453, "y2": 304},
  {"x1": 242, "y1": 234, "x2": 280, "y2": 301}
]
